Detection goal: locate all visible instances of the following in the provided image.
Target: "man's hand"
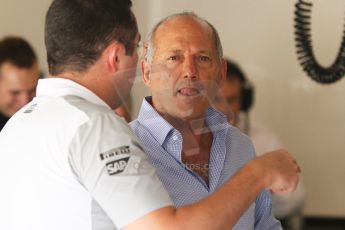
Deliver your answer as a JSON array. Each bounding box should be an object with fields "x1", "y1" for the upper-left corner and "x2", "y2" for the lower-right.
[{"x1": 250, "y1": 149, "x2": 301, "y2": 193}]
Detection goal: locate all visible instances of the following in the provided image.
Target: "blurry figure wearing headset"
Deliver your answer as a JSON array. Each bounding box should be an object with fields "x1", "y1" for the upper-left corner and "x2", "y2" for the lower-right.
[{"x1": 213, "y1": 59, "x2": 305, "y2": 230}]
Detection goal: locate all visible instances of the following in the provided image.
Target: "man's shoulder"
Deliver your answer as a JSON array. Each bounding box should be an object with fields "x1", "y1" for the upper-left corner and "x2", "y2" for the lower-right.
[
  {"x1": 63, "y1": 95, "x2": 111, "y2": 117},
  {"x1": 47, "y1": 95, "x2": 131, "y2": 139},
  {"x1": 224, "y1": 123, "x2": 251, "y2": 141},
  {"x1": 223, "y1": 124, "x2": 256, "y2": 160}
]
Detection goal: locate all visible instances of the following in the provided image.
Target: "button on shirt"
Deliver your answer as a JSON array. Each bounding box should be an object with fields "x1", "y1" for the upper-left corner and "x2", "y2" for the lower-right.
[{"x1": 130, "y1": 97, "x2": 282, "y2": 230}]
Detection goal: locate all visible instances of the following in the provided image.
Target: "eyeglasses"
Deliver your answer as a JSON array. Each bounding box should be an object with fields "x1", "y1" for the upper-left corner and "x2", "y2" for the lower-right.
[
  {"x1": 136, "y1": 41, "x2": 147, "y2": 59},
  {"x1": 123, "y1": 40, "x2": 147, "y2": 59}
]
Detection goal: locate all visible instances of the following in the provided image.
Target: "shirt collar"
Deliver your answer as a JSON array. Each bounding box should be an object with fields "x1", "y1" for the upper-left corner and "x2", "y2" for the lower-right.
[
  {"x1": 205, "y1": 107, "x2": 229, "y2": 134},
  {"x1": 136, "y1": 96, "x2": 175, "y2": 146},
  {"x1": 36, "y1": 78, "x2": 110, "y2": 109},
  {"x1": 136, "y1": 96, "x2": 230, "y2": 146}
]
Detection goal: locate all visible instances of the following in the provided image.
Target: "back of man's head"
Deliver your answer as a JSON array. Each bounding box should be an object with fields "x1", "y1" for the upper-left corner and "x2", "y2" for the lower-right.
[{"x1": 45, "y1": 0, "x2": 137, "y2": 76}]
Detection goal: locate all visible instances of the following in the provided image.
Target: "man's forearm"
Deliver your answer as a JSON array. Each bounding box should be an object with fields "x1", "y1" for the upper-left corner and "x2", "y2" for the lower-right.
[
  {"x1": 125, "y1": 160, "x2": 264, "y2": 230},
  {"x1": 125, "y1": 150, "x2": 299, "y2": 230},
  {"x1": 172, "y1": 160, "x2": 263, "y2": 230}
]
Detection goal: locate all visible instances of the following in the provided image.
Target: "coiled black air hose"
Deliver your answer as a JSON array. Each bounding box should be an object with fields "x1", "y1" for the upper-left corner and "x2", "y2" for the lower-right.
[{"x1": 294, "y1": 0, "x2": 345, "y2": 84}]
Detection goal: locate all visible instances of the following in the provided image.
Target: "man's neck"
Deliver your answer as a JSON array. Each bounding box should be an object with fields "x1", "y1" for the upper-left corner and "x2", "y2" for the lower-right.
[
  {"x1": 180, "y1": 119, "x2": 213, "y2": 186},
  {"x1": 164, "y1": 114, "x2": 207, "y2": 136},
  {"x1": 50, "y1": 67, "x2": 118, "y2": 110},
  {"x1": 158, "y1": 110, "x2": 213, "y2": 186}
]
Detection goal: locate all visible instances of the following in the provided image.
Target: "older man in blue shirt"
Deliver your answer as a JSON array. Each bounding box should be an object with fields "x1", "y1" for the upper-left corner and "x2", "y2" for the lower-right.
[{"x1": 130, "y1": 12, "x2": 284, "y2": 229}]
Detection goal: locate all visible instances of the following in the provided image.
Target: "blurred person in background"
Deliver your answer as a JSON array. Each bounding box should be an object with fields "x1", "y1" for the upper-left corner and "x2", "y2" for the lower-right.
[
  {"x1": 213, "y1": 59, "x2": 306, "y2": 230},
  {"x1": 0, "y1": 36, "x2": 39, "y2": 131}
]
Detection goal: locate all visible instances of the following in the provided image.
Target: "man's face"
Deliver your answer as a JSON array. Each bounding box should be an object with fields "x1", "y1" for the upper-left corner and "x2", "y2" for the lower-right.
[
  {"x1": 143, "y1": 17, "x2": 225, "y2": 120},
  {"x1": 0, "y1": 61, "x2": 39, "y2": 117},
  {"x1": 213, "y1": 77, "x2": 242, "y2": 123}
]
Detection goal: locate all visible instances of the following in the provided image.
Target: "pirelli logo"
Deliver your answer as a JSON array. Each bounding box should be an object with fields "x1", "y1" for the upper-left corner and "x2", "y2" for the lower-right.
[{"x1": 99, "y1": 146, "x2": 131, "y2": 161}]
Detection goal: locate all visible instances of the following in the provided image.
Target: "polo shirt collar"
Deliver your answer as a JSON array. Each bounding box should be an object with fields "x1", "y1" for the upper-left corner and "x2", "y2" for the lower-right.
[
  {"x1": 136, "y1": 97, "x2": 175, "y2": 146},
  {"x1": 36, "y1": 78, "x2": 110, "y2": 108}
]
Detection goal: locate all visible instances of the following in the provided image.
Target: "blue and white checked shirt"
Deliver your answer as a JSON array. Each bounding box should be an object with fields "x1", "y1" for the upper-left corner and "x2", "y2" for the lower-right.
[{"x1": 130, "y1": 97, "x2": 282, "y2": 229}]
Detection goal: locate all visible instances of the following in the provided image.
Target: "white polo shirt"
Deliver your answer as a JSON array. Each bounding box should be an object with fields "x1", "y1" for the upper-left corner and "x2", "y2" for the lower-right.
[{"x1": 0, "y1": 78, "x2": 172, "y2": 230}]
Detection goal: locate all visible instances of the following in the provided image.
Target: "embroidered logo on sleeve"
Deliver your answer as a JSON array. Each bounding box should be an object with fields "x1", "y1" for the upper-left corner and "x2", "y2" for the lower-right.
[
  {"x1": 99, "y1": 146, "x2": 130, "y2": 161},
  {"x1": 106, "y1": 157, "x2": 130, "y2": 175},
  {"x1": 100, "y1": 146, "x2": 131, "y2": 175}
]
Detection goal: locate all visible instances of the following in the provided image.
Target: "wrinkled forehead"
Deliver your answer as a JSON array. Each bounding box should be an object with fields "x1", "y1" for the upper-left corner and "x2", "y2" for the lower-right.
[{"x1": 154, "y1": 16, "x2": 215, "y2": 49}]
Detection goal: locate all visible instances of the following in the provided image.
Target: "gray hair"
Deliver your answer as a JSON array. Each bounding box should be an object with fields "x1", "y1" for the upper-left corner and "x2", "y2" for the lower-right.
[{"x1": 146, "y1": 12, "x2": 223, "y2": 64}]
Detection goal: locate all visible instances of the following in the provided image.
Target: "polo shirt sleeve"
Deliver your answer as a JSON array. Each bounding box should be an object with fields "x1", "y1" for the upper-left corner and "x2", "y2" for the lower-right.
[{"x1": 68, "y1": 112, "x2": 173, "y2": 229}]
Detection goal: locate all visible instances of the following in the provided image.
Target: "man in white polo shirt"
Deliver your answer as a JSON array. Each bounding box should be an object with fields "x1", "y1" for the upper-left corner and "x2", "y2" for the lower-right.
[{"x1": 0, "y1": 0, "x2": 300, "y2": 229}]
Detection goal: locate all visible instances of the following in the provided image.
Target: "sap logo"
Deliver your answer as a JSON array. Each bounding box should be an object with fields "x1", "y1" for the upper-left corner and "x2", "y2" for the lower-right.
[{"x1": 106, "y1": 157, "x2": 130, "y2": 175}]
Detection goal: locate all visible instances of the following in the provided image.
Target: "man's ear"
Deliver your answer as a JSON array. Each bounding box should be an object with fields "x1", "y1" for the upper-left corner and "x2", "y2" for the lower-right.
[
  {"x1": 141, "y1": 59, "x2": 151, "y2": 86},
  {"x1": 106, "y1": 43, "x2": 122, "y2": 73}
]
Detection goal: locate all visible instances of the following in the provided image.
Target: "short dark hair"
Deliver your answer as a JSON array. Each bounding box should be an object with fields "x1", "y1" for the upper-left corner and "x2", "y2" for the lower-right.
[
  {"x1": 45, "y1": 0, "x2": 138, "y2": 75},
  {"x1": 226, "y1": 59, "x2": 246, "y2": 83},
  {"x1": 225, "y1": 59, "x2": 254, "y2": 112},
  {"x1": 0, "y1": 36, "x2": 37, "y2": 68}
]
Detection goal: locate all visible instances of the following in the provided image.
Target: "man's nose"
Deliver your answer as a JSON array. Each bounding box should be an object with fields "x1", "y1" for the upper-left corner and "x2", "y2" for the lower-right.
[{"x1": 182, "y1": 56, "x2": 198, "y2": 79}]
